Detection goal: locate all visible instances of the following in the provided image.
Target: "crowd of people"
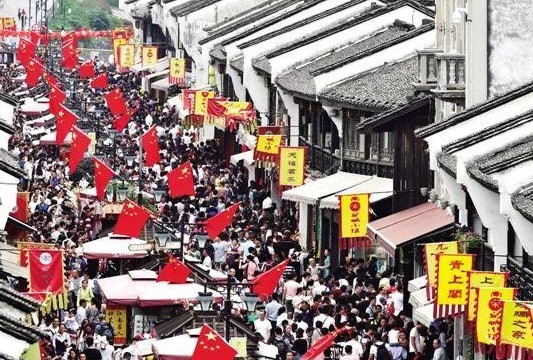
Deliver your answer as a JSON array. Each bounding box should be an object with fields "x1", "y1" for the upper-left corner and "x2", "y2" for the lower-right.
[{"x1": 1, "y1": 54, "x2": 454, "y2": 360}]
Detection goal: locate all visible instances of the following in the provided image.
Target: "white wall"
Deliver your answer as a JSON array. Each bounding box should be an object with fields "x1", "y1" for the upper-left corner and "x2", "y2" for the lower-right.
[
  {"x1": 465, "y1": 0, "x2": 488, "y2": 106},
  {"x1": 0, "y1": 171, "x2": 19, "y2": 231},
  {"x1": 278, "y1": 91, "x2": 300, "y2": 146}
]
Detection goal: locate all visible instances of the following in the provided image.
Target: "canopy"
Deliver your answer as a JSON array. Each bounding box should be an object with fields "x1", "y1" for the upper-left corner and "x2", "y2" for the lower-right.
[
  {"x1": 367, "y1": 202, "x2": 455, "y2": 257},
  {"x1": 20, "y1": 101, "x2": 49, "y2": 116},
  {"x1": 79, "y1": 236, "x2": 149, "y2": 259},
  {"x1": 230, "y1": 150, "x2": 254, "y2": 167},
  {"x1": 408, "y1": 288, "x2": 432, "y2": 309},
  {"x1": 152, "y1": 333, "x2": 197, "y2": 360},
  {"x1": 36, "y1": 97, "x2": 49, "y2": 103},
  {"x1": 407, "y1": 275, "x2": 427, "y2": 293},
  {"x1": 320, "y1": 176, "x2": 393, "y2": 209},
  {"x1": 151, "y1": 77, "x2": 172, "y2": 92},
  {"x1": 25, "y1": 114, "x2": 54, "y2": 126},
  {"x1": 413, "y1": 303, "x2": 435, "y2": 328},
  {"x1": 39, "y1": 131, "x2": 73, "y2": 145},
  {"x1": 131, "y1": 57, "x2": 169, "y2": 73},
  {"x1": 121, "y1": 338, "x2": 156, "y2": 359},
  {"x1": 282, "y1": 171, "x2": 375, "y2": 205},
  {"x1": 97, "y1": 272, "x2": 156, "y2": 306},
  {"x1": 138, "y1": 282, "x2": 223, "y2": 307}
]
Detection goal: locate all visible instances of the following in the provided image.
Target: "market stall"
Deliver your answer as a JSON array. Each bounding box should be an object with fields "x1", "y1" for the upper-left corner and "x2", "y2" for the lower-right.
[{"x1": 78, "y1": 235, "x2": 149, "y2": 259}]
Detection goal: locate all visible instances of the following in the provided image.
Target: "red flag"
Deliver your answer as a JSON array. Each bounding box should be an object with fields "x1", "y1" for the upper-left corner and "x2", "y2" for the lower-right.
[
  {"x1": 92, "y1": 157, "x2": 115, "y2": 200},
  {"x1": 90, "y1": 73, "x2": 109, "y2": 89},
  {"x1": 105, "y1": 88, "x2": 127, "y2": 116},
  {"x1": 69, "y1": 127, "x2": 91, "y2": 172},
  {"x1": 25, "y1": 58, "x2": 45, "y2": 87},
  {"x1": 78, "y1": 60, "x2": 96, "y2": 79},
  {"x1": 112, "y1": 109, "x2": 133, "y2": 132},
  {"x1": 44, "y1": 72, "x2": 59, "y2": 87},
  {"x1": 157, "y1": 255, "x2": 191, "y2": 284},
  {"x1": 28, "y1": 250, "x2": 64, "y2": 294},
  {"x1": 114, "y1": 199, "x2": 151, "y2": 238},
  {"x1": 167, "y1": 161, "x2": 195, "y2": 198},
  {"x1": 49, "y1": 84, "x2": 66, "y2": 114},
  {"x1": 252, "y1": 259, "x2": 290, "y2": 301},
  {"x1": 55, "y1": 104, "x2": 79, "y2": 144},
  {"x1": 205, "y1": 203, "x2": 240, "y2": 239},
  {"x1": 141, "y1": 125, "x2": 160, "y2": 167},
  {"x1": 190, "y1": 325, "x2": 237, "y2": 360},
  {"x1": 16, "y1": 38, "x2": 35, "y2": 66},
  {"x1": 301, "y1": 329, "x2": 343, "y2": 360},
  {"x1": 30, "y1": 31, "x2": 41, "y2": 46},
  {"x1": 62, "y1": 38, "x2": 78, "y2": 69}
]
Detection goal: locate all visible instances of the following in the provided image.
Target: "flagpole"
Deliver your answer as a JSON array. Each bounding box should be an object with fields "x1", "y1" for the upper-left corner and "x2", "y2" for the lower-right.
[{"x1": 137, "y1": 135, "x2": 143, "y2": 205}]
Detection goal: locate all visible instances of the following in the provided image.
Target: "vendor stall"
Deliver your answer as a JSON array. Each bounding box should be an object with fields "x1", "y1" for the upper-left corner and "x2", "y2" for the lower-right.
[{"x1": 78, "y1": 235, "x2": 149, "y2": 259}]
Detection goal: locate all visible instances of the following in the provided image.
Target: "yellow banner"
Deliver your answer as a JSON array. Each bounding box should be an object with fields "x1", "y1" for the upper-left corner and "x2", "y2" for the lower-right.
[
  {"x1": 118, "y1": 44, "x2": 135, "y2": 67},
  {"x1": 224, "y1": 102, "x2": 251, "y2": 115},
  {"x1": 436, "y1": 253, "x2": 474, "y2": 306},
  {"x1": 113, "y1": 38, "x2": 127, "y2": 64},
  {"x1": 279, "y1": 147, "x2": 305, "y2": 186},
  {"x1": 256, "y1": 135, "x2": 282, "y2": 155},
  {"x1": 476, "y1": 287, "x2": 515, "y2": 345},
  {"x1": 424, "y1": 242, "x2": 459, "y2": 290},
  {"x1": 170, "y1": 58, "x2": 186, "y2": 78},
  {"x1": 500, "y1": 301, "x2": 533, "y2": 349},
  {"x1": 194, "y1": 91, "x2": 215, "y2": 115},
  {"x1": 106, "y1": 305, "x2": 127, "y2": 345},
  {"x1": 467, "y1": 271, "x2": 507, "y2": 322},
  {"x1": 339, "y1": 194, "x2": 369, "y2": 238},
  {"x1": 229, "y1": 338, "x2": 247, "y2": 358},
  {"x1": 142, "y1": 46, "x2": 157, "y2": 67}
]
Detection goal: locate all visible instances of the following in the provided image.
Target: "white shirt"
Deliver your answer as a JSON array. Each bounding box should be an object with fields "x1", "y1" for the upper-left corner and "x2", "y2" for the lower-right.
[
  {"x1": 202, "y1": 255, "x2": 213, "y2": 268},
  {"x1": 344, "y1": 339, "x2": 364, "y2": 357},
  {"x1": 409, "y1": 327, "x2": 424, "y2": 353},
  {"x1": 254, "y1": 318, "x2": 272, "y2": 342},
  {"x1": 391, "y1": 291, "x2": 404, "y2": 316},
  {"x1": 313, "y1": 314, "x2": 335, "y2": 329}
]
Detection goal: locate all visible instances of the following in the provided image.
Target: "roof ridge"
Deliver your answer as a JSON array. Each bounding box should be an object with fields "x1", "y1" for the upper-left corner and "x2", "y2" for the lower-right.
[{"x1": 474, "y1": 136, "x2": 533, "y2": 174}]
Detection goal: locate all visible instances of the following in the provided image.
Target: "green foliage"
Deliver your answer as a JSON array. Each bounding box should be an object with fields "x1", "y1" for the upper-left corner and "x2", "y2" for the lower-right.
[
  {"x1": 107, "y1": 0, "x2": 119, "y2": 6},
  {"x1": 49, "y1": 0, "x2": 120, "y2": 31}
]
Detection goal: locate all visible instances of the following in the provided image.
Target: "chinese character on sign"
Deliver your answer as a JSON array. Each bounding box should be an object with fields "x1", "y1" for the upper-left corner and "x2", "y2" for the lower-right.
[
  {"x1": 450, "y1": 260, "x2": 464, "y2": 270},
  {"x1": 448, "y1": 289, "x2": 462, "y2": 298},
  {"x1": 448, "y1": 275, "x2": 464, "y2": 284}
]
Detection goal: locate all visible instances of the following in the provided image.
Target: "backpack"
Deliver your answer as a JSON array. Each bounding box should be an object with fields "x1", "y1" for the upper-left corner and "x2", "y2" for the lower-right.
[
  {"x1": 274, "y1": 338, "x2": 289, "y2": 359},
  {"x1": 97, "y1": 323, "x2": 114, "y2": 342},
  {"x1": 376, "y1": 344, "x2": 392, "y2": 360}
]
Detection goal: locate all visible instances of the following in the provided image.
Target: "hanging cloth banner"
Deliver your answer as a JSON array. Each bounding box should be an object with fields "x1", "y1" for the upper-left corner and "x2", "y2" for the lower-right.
[
  {"x1": 475, "y1": 287, "x2": 516, "y2": 345},
  {"x1": 278, "y1": 146, "x2": 306, "y2": 187},
  {"x1": 205, "y1": 97, "x2": 229, "y2": 126},
  {"x1": 142, "y1": 46, "x2": 157, "y2": 68},
  {"x1": 338, "y1": 194, "x2": 369, "y2": 238},
  {"x1": 169, "y1": 58, "x2": 186, "y2": 85},
  {"x1": 435, "y1": 253, "x2": 474, "y2": 317},
  {"x1": 113, "y1": 38, "x2": 127, "y2": 63},
  {"x1": 254, "y1": 135, "x2": 282, "y2": 168},
  {"x1": 424, "y1": 241, "x2": 459, "y2": 301},
  {"x1": 182, "y1": 89, "x2": 196, "y2": 112},
  {"x1": 118, "y1": 44, "x2": 135, "y2": 67},
  {"x1": 466, "y1": 271, "x2": 507, "y2": 322},
  {"x1": 194, "y1": 91, "x2": 215, "y2": 115},
  {"x1": 499, "y1": 301, "x2": 533, "y2": 349},
  {"x1": 28, "y1": 249, "x2": 65, "y2": 294}
]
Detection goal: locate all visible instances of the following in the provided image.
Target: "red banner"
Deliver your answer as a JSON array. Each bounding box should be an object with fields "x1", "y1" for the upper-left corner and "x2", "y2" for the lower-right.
[
  {"x1": 28, "y1": 250, "x2": 64, "y2": 294},
  {"x1": 18, "y1": 242, "x2": 56, "y2": 267},
  {"x1": 10, "y1": 192, "x2": 29, "y2": 223}
]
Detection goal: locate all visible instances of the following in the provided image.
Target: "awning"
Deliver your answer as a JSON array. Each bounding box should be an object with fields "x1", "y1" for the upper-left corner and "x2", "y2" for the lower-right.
[
  {"x1": 282, "y1": 171, "x2": 375, "y2": 205},
  {"x1": 413, "y1": 303, "x2": 435, "y2": 328},
  {"x1": 39, "y1": 131, "x2": 73, "y2": 145},
  {"x1": 97, "y1": 273, "x2": 156, "y2": 306},
  {"x1": 367, "y1": 202, "x2": 455, "y2": 257},
  {"x1": 7, "y1": 215, "x2": 37, "y2": 233},
  {"x1": 407, "y1": 275, "x2": 427, "y2": 293},
  {"x1": 25, "y1": 114, "x2": 54, "y2": 126},
  {"x1": 138, "y1": 282, "x2": 223, "y2": 307},
  {"x1": 79, "y1": 235, "x2": 149, "y2": 259},
  {"x1": 145, "y1": 69, "x2": 169, "y2": 81},
  {"x1": 230, "y1": 150, "x2": 254, "y2": 166},
  {"x1": 408, "y1": 288, "x2": 432, "y2": 308},
  {"x1": 152, "y1": 333, "x2": 198, "y2": 360},
  {"x1": 320, "y1": 176, "x2": 393, "y2": 209},
  {"x1": 151, "y1": 77, "x2": 172, "y2": 91},
  {"x1": 20, "y1": 102, "x2": 49, "y2": 116},
  {"x1": 131, "y1": 57, "x2": 169, "y2": 73}
]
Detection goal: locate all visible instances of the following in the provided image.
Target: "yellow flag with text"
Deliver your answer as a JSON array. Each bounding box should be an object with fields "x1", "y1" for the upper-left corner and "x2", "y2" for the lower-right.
[
  {"x1": 500, "y1": 301, "x2": 533, "y2": 349},
  {"x1": 142, "y1": 46, "x2": 157, "y2": 67},
  {"x1": 113, "y1": 38, "x2": 127, "y2": 63},
  {"x1": 255, "y1": 135, "x2": 282, "y2": 155},
  {"x1": 279, "y1": 147, "x2": 305, "y2": 186},
  {"x1": 476, "y1": 287, "x2": 516, "y2": 345},
  {"x1": 467, "y1": 271, "x2": 507, "y2": 322},
  {"x1": 436, "y1": 253, "x2": 474, "y2": 306},
  {"x1": 193, "y1": 91, "x2": 215, "y2": 115},
  {"x1": 169, "y1": 58, "x2": 186, "y2": 85},
  {"x1": 424, "y1": 242, "x2": 459, "y2": 291},
  {"x1": 118, "y1": 44, "x2": 135, "y2": 67},
  {"x1": 339, "y1": 194, "x2": 369, "y2": 238}
]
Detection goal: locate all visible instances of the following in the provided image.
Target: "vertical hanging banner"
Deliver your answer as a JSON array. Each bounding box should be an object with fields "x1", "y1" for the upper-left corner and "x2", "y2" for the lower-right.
[
  {"x1": 338, "y1": 194, "x2": 369, "y2": 238},
  {"x1": 18, "y1": 242, "x2": 55, "y2": 267},
  {"x1": 169, "y1": 58, "x2": 186, "y2": 85},
  {"x1": 28, "y1": 250, "x2": 65, "y2": 294},
  {"x1": 424, "y1": 241, "x2": 459, "y2": 299},
  {"x1": 499, "y1": 301, "x2": 533, "y2": 349},
  {"x1": 279, "y1": 147, "x2": 306, "y2": 186},
  {"x1": 106, "y1": 305, "x2": 128, "y2": 346},
  {"x1": 254, "y1": 135, "x2": 282, "y2": 167},
  {"x1": 113, "y1": 38, "x2": 127, "y2": 63},
  {"x1": 436, "y1": 253, "x2": 474, "y2": 307},
  {"x1": 194, "y1": 91, "x2": 215, "y2": 115},
  {"x1": 466, "y1": 271, "x2": 507, "y2": 322},
  {"x1": 475, "y1": 287, "x2": 516, "y2": 345},
  {"x1": 118, "y1": 44, "x2": 135, "y2": 67},
  {"x1": 142, "y1": 46, "x2": 157, "y2": 68}
]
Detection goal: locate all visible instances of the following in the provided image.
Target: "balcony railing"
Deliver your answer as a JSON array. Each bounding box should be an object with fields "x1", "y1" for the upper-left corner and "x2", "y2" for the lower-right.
[
  {"x1": 413, "y1": 49, "x2": 442, "y2": 91},
  {"x1": 507, "y1": 255, "x2": 533, "y2": 301},
  {"x1": 433, "y1": 53, "x2": 466, "y2": 102}
]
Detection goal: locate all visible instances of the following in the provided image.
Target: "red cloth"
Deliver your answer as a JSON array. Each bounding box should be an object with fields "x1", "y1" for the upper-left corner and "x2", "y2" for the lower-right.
[
  {"x1": 112, "y1": 109, "x2": 133, "y2": 132},
  {"x1": 49, "y1": 84, "x2": 66, "y2": 114},
  {"x1": 61, "y1": 38, "x2": 78, "y2": 69},
  {"x1": 29, "y1": 31, "x2": 41, "y2": 46},
  {"x1": 167, "y1": 161, "x2": 195, "y2": 198},
  {"x1": 92, "y1": 157, "x2": 115, "y2": 200},
  {"x1": 90, "y1": 73, "x2": 109, "y2": 89},
  {"x1": 157, "y1": 255, "x2": 191, "y2": 284},
  {"x1": 78, "y1": 60, "x2": 96, "y2": 79},
  {"x1": 252, "y1": 259, "x2": 290, "y2": 301},
  {"x1": 190, "y1": 325, "x2": 237, "y2": 360},
  {"x1": 16, "y1": 38, "x2": 35, "y2": 67},
  {"x1": 55, "y1": 104, "x2": 78, "y2": 145},
  {"x1": 141, "y1": 125, "x2": 160, "y2": 167},
  {"x1": 68, "y1": 127, "x2": 91, "y2": 172},
  {"x1": 44, "y1": 73, "x2": 59, "y2": 87},
  {"x1": 301, "y1": 330, "x2": 339, "y2": 360},
  {"x1": 105, "y1": 88, "x2": 127, "y2": 116},
  {"x1": 25, "y1": 58, "x2": 45, "y2": 87},
  {"x1": 205, "y1": 203, "x2": 240, "y2": 239},
  {"x1": 114, "y1": 199, "x2": 151, "y2": 238},
  {"x1": 28, "y1": 250, "x2": 64, "y2": 294}
]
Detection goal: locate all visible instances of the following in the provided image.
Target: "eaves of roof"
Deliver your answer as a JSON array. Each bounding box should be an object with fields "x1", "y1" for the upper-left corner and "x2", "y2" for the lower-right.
[
  {"x1": 170, "y1": 0, "x2": 221, "y2": 17},
  {"x1": 0, "y1": 119, "x2": 14, "y2": 135},
  {"x1": 219, "y1": 0, "x2": 325, "y2": 46},
  {"x1": 199, "y1": 0, "x2": 299, "y2": 45},
  {"x1": 415, "y1": 80, "x2": 533, "y2": 138},
  {"x1": 209, "y1": 44, "x2": 227, "y2": 61},
  {"x1": 0, "y1": 283, "x2": 41, "y2": 313},
  {"x1": 512, "y1": 183, "x2": 533, "y2": 223},
  {"x1": 124, "y1": 0, "x2": 139, "y2": 4},
  {"x1": 252, "y1": 57, "x2": 271, "y2": 76},
  {"x1": 436, "y1": 152, "x2": 457, "y2": 177},
  {"x1": 0, "y1": 149, "x2": 24, "y2": 179},
  {"x1": 266, "y1": 0, "x2": 434, "y2": 59},
  {"x1": 0, "y1": 312, "x2": 45, "y2": 344},
  {"x1": 237, "y1": 0, "x2": 369, "y2": 49},
  {"x1": 230, "y1": 57, "x2": 244, "y2": 73}
]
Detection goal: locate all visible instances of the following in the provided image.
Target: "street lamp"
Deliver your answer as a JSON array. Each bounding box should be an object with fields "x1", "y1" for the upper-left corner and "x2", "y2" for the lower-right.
[
  {"x1": 152, "y1": 189, "x2": 166, "y2": 202},
  {"x1": 154, "y1": 229, "x2": 171, "y2": 248}
]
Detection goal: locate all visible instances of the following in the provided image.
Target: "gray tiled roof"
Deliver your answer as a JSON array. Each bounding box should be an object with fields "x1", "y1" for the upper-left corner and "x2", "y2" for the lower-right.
[
  {"x1": 318, "y1": 56, "x2": 418, "y2": 110},
  {"x1": 275, "y1": 23, "x2": 413, "y2": 98},
  {"x1": 436, "y1": 153, "x2": 457, "y2": 177},
  {"x1": 170, "y1": 0, "x2": 221, "y2": 17},
  {"x1": 230, "y1": 57, "x2": 244, "y2": 73},
  {"x1": 209, "y1": 44, "x2": 226, "y2": 61},
  {"x1": 512, "y1": 183, "x2": 533, "y2": 223},
  {"x1": 0, "y1": 282, "x2": 42, "y2": 313},
  {"x1": 252, "y1": 57, "x2": 271, "y2": 75},
  {"x1": 0, "y1": 118, "x2": 14, "y2": 135},
  {"x1": 0, "y1": 149, "x2": 24, "y2": 178},
  {"x1": 0, "y1": 311, "x2": 45, "y2": 344}
]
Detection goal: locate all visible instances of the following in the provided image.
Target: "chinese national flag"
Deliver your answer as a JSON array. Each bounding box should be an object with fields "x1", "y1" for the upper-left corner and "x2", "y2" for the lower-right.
[
  {"x1": 167, "y1": 161, "x2": 195, "y2": 198},
  {"x1": 252, "y1": 259, "x2": 290, "y2": 301},
  {"x1": 205, "y1": 203, "x2": 240, "y2": 239},
  {"x1": 49, "y1": 84, "x2": 66, "y2": 114},
  {"x1": 105, "y1": 88, "x2": 127, "y2": 116},
  {"x1": 90, "y1": 73, "x2": 109, "y2": 89},
  {"x1": 141, "y1": 125, "x2": 160, "y2": 167},
  {"x1": 301, "y1": 328, "x2": 344, "y2": 360},
  {"x1": 92, "y1": 157, "x2": 115, "y2": 200},
  {"x1": 78, "y1": 60, "x2": 96, "y2": 79},
  {"x1": 69, "y1": 127, "x2": 91, "y2": 172},
  {"x1": 190, "y1": 325, "x2": 237, "y2": 360},
  {"x1": 55, "y1": 104, "x2": 78, "y2": 144},
  {"x1": 25, "y1": 58, "x2": 45, "y2": 87},
  {"x1": 28, "y1": 250, "x2": 65, "y2": 294},
  {"x1": 112, "y1": 109, "x2": 133, "y2": 132},
  {"x1": 114, "y1": 199, "x2": 151, "y2": 238},
  {"x1": 16, "y1": 38, "x2": 35, "y2": 67},
  {"x1": 62, "y1": 38, "x2": 78, "y2": 69},
  {"x1": 157, "y1": 255, "x2": 191, "y2": 284},
  {"x1": 30, "y1": 31, "x2": 41, "y2": 46},
  {"x1": 44, "y1": 72, "x2": 59, "y2": 87}
]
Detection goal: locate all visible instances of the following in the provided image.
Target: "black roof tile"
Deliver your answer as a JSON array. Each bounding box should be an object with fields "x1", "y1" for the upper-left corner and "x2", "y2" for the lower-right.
[
  {"x1": 318, "y1": 55, "x2": 417, "y2": 110},
  {"x1": 230, "y1": 57, "x2": 244, "y2": 73},
  {"x1": 170, "y1": 0, "x2": 221, "y2": 17},
  {"x1": 209, "y1": 44, "x2": 227, "y2": 61},
  {"x1": 0, "y1": 282, "x2": 41, "y2": 313},
  {"x1": 436, "y1": 152, "x2": 457, "y2": 177},
  {"x1": 252, "y1": 57, "x2": 271, "y2": 75},
  {"x1": 512, "y1": 183, "x2": 533, "y2": 223},
  {"x1": 0, "y1": 149, "x2": 24, "y2": 178},
  {"x1": 0, "y1": 311, "x2": 45, "y2": 344},
  {"x1": 0, "y1": 118, "x2": 14, "y2": 135}
]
